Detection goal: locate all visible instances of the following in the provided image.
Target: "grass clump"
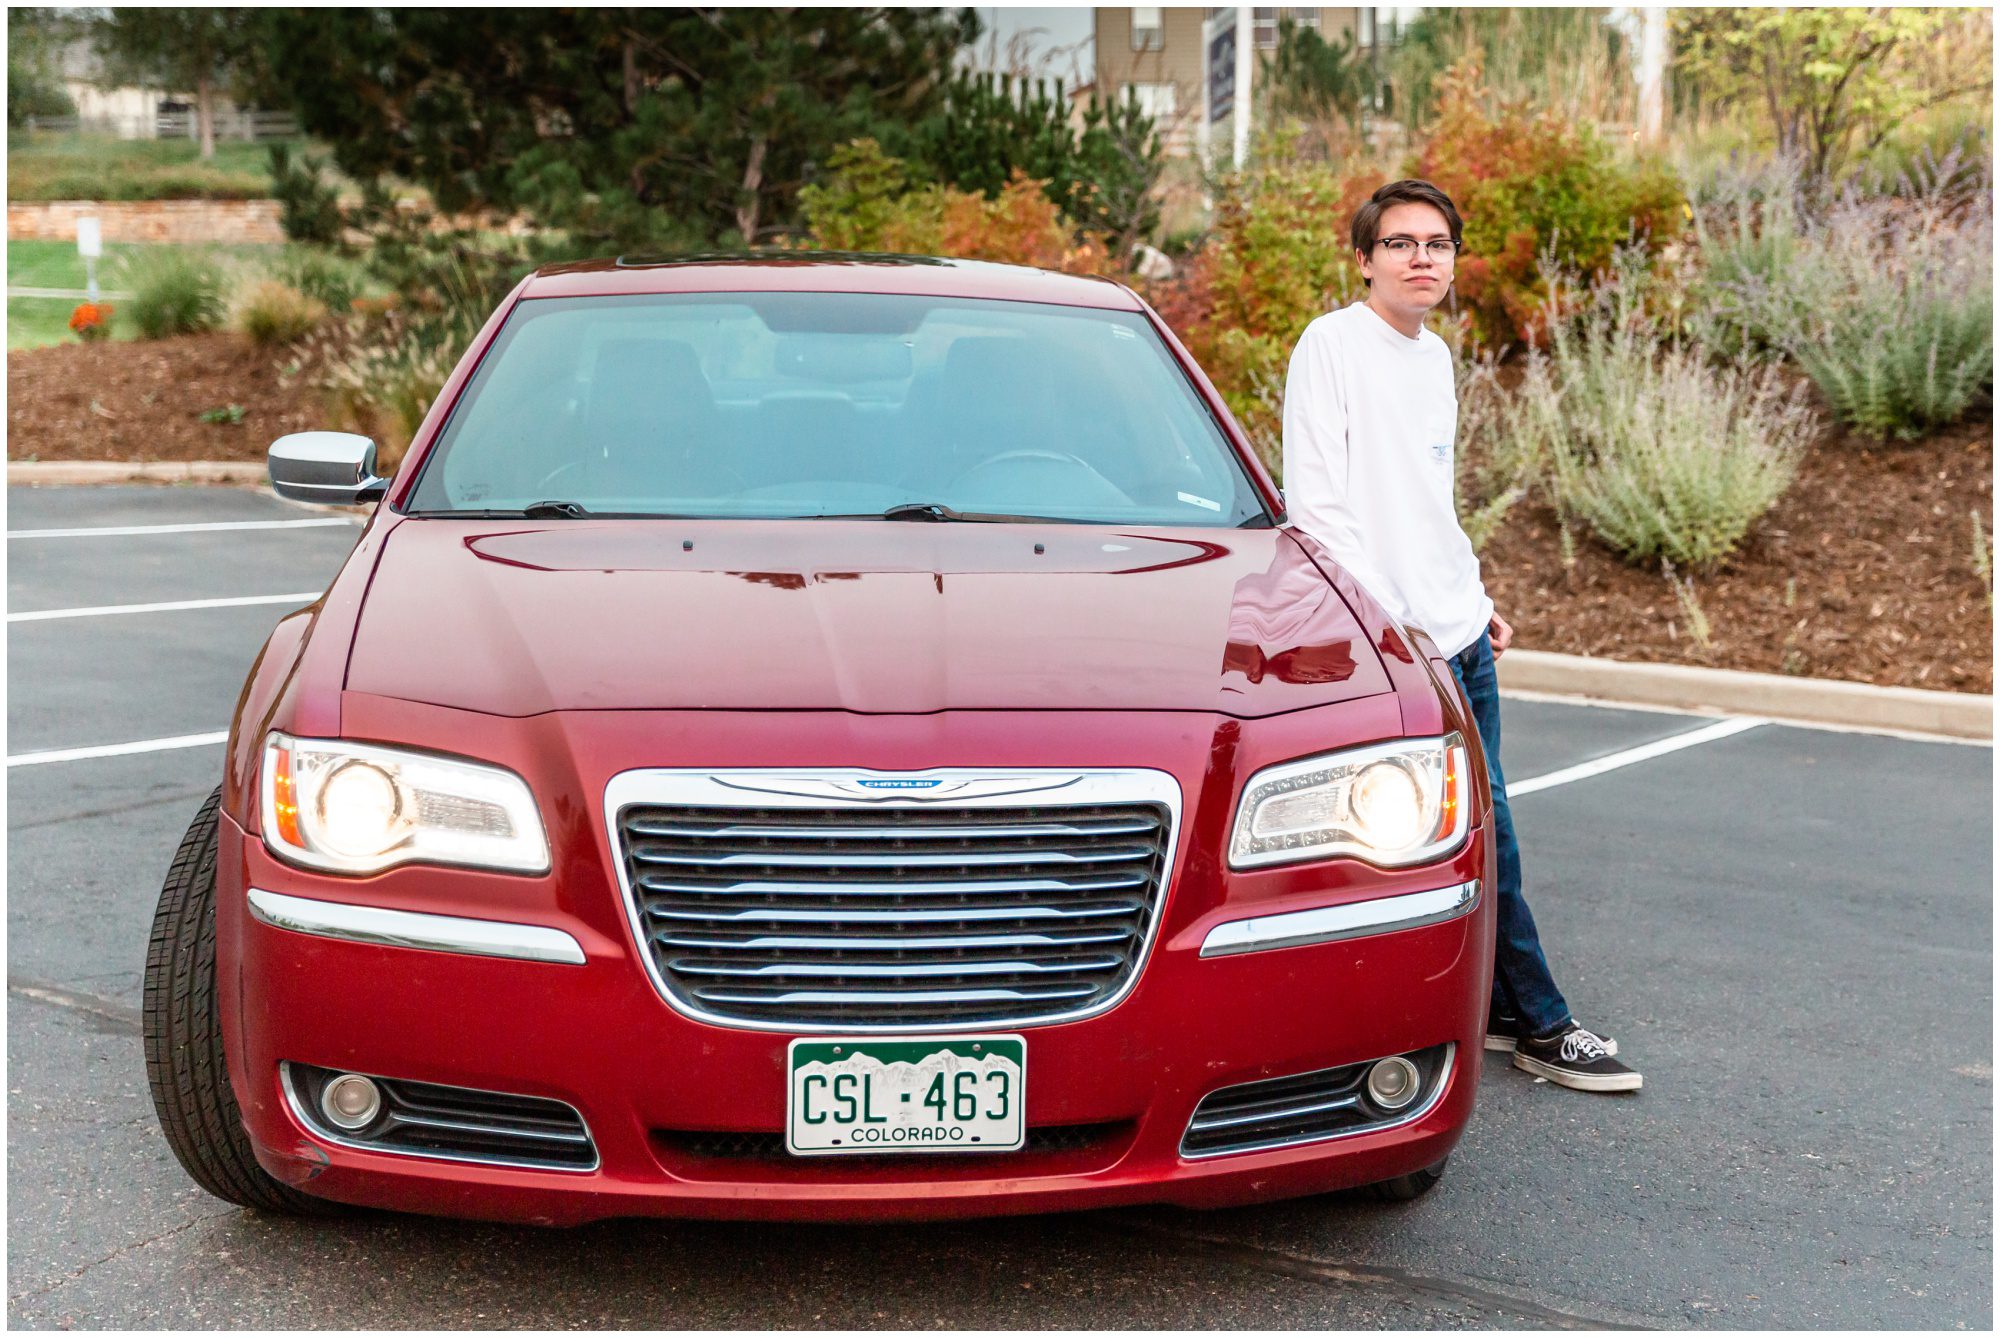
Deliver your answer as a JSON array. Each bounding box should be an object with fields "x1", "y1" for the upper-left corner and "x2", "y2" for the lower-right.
[
  {"x1": 270, "y1": 247, "x2": 366, "y2": 311},
  {"x1": 1463, "y1": 254, "x2": 1816, "y2": 569},
  {"x1": 319, "y1": 320, "x2": 458, "y2": 472},
  {"x1": 234, "y1": 280, "x2": 327, "y2": 346},
  {"x1": 117, "y1": 247, "x2": 229, "y2": 338}
]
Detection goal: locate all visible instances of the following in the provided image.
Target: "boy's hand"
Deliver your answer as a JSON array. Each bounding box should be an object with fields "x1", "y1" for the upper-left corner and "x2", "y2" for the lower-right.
[{"x1": 1488, "y1": 611, "x2": 1514, "y2": 657}]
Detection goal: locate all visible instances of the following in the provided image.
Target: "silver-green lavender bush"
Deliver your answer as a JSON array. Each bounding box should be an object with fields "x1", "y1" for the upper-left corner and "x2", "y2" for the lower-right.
[
  {"x1": 1462, "y1": 254, "x2": 1816, "y2": 568},
  {"x1": 1699, "y1": 150, "x2": 1994, "y2": 439}
]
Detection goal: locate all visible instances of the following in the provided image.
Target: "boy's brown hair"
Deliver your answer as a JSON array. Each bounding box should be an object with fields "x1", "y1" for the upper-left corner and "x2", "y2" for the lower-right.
[{"x1": 1350, "y1": 179, "x2": 1464, "y2": 288}]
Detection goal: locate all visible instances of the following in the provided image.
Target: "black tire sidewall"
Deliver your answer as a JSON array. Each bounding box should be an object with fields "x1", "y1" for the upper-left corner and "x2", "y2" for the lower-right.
[{"x1": 142, "y1": 786, "x2": 335, "y2": 1215}]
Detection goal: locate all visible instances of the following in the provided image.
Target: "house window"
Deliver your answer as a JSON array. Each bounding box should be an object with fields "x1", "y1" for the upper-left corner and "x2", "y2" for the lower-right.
[
  {"x1": 1254, "y1": 8, "x2": 1319, "y2": 50},
  {"x1": 1129, "y1": 82, "x2": 1178, "y2": 121},
  {"x1": 1358, "y1": 7, "x2": 1377, "y2": 49},
  {"x1": 1131, "y1": 7, "x2": 1164, "y2": 51}
]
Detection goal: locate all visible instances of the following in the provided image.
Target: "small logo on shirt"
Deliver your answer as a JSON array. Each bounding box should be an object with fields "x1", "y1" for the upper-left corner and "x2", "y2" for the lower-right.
[{"x1": 1430, "y1": 440, "x2": 1453, "y2": 466}]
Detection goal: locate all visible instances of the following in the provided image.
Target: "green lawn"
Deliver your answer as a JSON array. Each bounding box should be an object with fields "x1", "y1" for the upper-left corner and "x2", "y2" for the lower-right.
[
  {"x1": 5, "y1": 133, "x2": 311, "y2": 201},
  {"x1": 7, "y1": 296, "x2": 140, "y2": 349},
  {"x1": 7, "y1": 238, "x2": 291, "y2": 291}
]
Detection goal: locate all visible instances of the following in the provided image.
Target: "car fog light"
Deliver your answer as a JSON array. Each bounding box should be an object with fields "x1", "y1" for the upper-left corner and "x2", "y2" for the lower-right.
[
  {"x1": 320, "y1": 1073, "x2": 382, "y2": 1130},
  {"x1": 1349, "y1": 763, "x2": 1423, "y2": 850},
  {"x1": 1365, "y1": 1056, "x2": 1421, "y2": 1111}
]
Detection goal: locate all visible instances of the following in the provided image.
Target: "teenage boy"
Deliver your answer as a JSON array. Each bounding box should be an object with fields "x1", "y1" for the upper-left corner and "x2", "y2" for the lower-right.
[{"x1": 1280, "y1": 178, "x2": 1641, "y2": 1093}]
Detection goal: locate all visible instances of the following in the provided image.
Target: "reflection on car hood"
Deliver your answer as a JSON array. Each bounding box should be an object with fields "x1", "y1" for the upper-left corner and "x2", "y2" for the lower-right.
[{"x1": 344, "y1": 519, "x2": 1392, "y2": 717}]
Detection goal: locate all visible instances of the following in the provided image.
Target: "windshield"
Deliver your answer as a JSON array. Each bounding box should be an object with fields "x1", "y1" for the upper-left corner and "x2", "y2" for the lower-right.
[{"x1": 404, "y1": 291, "x2": 1269, "y2": 526}]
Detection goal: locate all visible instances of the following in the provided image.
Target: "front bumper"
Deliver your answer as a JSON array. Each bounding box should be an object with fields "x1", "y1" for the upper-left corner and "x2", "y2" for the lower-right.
[{"x1": 218, "y1": 702, "x2": 1495, "y2": 1224}]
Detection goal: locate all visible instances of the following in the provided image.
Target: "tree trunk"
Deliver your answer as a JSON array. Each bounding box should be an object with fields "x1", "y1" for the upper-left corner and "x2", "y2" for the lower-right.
[
  {"x1": 735, "y1": 134, "x2": 768, "y2": 245},
  {"x1": 623, "y1": 38, "x2": 639, "y2": 113},
  {"x1": 196, "y1": 76, "x2": 216, "y2": 160},
  {"x1": 1636, "y1": 8, "x2": 1666, "y2": 145}
]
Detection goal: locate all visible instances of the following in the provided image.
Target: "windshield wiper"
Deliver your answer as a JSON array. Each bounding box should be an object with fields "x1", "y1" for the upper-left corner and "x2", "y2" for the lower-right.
[
  {"x1": 840, "y1": 503, "x2": 1081, "y2": 524},
  {"x1": 521, "y1": 499, "x2": 592, "y2": 519}
]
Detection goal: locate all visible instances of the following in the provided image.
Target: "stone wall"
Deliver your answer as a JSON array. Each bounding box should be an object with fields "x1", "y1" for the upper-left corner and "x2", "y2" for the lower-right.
[{"x1": 8, "y1": 199, "x2": 287, "y2": 245}]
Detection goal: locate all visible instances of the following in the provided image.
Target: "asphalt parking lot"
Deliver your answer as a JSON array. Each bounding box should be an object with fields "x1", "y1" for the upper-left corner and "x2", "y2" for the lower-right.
[{"x1": 7, "y1": 484, "x2": 1991, "y2": 1329}]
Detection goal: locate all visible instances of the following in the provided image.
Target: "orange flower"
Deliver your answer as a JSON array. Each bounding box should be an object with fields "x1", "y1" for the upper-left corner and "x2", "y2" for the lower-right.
[{"x1": 69, "y1": 302, "x2": 113, "y2": 339}]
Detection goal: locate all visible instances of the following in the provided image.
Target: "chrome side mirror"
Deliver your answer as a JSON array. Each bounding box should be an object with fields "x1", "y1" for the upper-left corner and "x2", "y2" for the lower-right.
[{"x1": 268, "y1": 432, "x2": 390, "y2": 505}]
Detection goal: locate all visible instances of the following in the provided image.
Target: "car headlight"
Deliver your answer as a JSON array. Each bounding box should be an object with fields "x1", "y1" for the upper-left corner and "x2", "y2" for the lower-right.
[
  {"x1": 1229, "y1": 733, "x2": 1473, "y2": 869},
  {"x1": 261, "y1": 733, "x2": 549, "y2": 875}
]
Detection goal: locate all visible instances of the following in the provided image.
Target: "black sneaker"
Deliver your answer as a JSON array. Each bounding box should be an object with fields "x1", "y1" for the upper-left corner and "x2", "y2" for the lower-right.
[
  {"x1": 1512, "y1": 1024, "x2": 1641, "y2": 1092},
  {"x1": 1486, "y1": 1009, "x2": 1616, "y2": 1056}
]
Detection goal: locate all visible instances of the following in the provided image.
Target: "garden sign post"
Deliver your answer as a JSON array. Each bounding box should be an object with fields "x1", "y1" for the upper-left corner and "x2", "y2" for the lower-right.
[{"x1": 76, "y1": 216, "x2": 101, "y2": 304}]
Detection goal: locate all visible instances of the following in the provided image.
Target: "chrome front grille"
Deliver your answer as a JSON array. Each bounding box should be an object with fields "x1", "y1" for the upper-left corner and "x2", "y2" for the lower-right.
[{"x1": 608, "y1": 770, "x2": 1179, "y2": 1031}]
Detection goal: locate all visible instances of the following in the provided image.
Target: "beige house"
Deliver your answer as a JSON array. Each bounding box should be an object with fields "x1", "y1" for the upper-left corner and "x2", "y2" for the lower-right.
[{"x1": 1093, "y1": 7, "x2": 1396, "y2": 154}]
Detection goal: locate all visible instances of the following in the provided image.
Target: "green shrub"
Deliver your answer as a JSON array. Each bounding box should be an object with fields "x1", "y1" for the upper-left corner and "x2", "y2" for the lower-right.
[
  {"x1": 268, "y1": 143, "x2": 345, "y2": 245},
  {"x1": 8, "y1": 59, "x2": 75, "y2": 127},
  {"x1": 1411, "y1": 58, "x2": 1686, "y2": 350},
  {"x1": 1466, "y1": 257, "x2": 1816, "y2": 568},
  {"x1": 235, "y1": 280, "x2": 327, "y2": 346},
  {"x1": 117, "y1": 248, "x2": 228, "y2": 338},
  {"x1": 272, "y1": 246, "x2": 365, "y2": 311}
]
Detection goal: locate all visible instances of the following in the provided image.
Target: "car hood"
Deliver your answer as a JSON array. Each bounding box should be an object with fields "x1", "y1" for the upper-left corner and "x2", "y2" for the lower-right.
[{"x1": 343, "y1": 519, "x2": 1392, "y2": 717}]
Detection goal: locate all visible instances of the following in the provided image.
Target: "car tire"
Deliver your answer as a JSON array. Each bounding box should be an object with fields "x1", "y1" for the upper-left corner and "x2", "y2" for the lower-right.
[
  {"x1": 1364, "y1": 1155, "x2": 1449, "y2": 1203},
  {"x1": 143, "y1": 786, "x2": 342, "y2": 1216}
]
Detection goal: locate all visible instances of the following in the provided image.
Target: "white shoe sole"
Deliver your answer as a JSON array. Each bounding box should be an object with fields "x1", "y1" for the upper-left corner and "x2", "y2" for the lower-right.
[
  {"x1": 1486, "y1": 1034, "x2": 1617, "y2": 1056},
  {"x1": 1511, "y1": 1051, "x2": 1642, "y2": 1092}
]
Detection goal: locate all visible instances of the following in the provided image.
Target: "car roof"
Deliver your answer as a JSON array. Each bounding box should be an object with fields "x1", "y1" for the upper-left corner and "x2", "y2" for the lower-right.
[{"x1": 520, "y1": 252, "x2": 1144, "y2": 311}]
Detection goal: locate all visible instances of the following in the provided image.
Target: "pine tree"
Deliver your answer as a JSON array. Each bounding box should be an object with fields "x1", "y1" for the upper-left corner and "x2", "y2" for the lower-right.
[{"x1": 249, "y1": 8, "x2": 978, "y2": 249}]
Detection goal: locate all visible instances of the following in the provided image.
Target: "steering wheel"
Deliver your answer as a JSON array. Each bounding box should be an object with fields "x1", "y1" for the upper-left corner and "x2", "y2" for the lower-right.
[
  {"x1": 948, "y1": 448, "x2": 1103, "y2": 487},
  {"x1": 531, "y1": 457, "x2": 592, "y2": 493}
]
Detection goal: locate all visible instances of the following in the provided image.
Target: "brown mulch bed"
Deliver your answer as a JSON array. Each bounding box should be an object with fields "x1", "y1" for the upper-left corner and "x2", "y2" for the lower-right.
[
  {"x1": 8, "y1": 333, "x2": 1993, "y2": 693},
  {"x1": 8, "y1": 332, "x2": 332, "y2": 463},
  {"x1": 1480, "y1": 417, "x2": 1994, "y2": 693}
]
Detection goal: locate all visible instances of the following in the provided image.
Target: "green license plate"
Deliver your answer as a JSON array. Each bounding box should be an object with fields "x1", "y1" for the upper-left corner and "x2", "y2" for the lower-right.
[{"x1": 786, "y1": 1035, "x2": 1026, "y2": 1156}]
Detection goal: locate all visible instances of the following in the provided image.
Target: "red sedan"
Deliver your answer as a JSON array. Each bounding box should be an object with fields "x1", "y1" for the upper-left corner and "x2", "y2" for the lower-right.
[{"x1": 144, "y1": 255, "x2": 1495, "y2": 1223}]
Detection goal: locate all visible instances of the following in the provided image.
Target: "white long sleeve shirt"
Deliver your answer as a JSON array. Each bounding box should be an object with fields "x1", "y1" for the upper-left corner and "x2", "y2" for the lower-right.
[{"x1": 1280, "y1": 301, "x2": 1493, "y2": 658}]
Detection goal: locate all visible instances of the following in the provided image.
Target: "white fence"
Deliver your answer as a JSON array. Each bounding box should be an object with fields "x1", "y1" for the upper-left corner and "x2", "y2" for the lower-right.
[{"x1": 18, "y1": 109, "x2": 299, "y2": 141}]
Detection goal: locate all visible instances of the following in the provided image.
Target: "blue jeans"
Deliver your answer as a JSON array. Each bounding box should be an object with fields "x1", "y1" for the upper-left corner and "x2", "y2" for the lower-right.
[{"x1": 1447, "y1": 632, "x2": 1572, "y2": 1038}]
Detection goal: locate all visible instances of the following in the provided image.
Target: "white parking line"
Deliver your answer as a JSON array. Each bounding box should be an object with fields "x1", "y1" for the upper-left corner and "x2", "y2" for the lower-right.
[
  {"x1": 7, "y1": 518, "x2": 355, "y2": 540},
  {"x1": 10, "y1": 592, "x2": 321, "y2": 623},
  {"x1": 7, "y1": 731, "x2": 230, "y2": 769},
  {"x1": 1508, "y1": 716, "x2": 1766, "y2": 798}
]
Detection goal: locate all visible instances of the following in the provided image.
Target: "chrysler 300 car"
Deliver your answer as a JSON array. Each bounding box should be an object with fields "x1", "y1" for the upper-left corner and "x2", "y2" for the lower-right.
[{"x1": 144, "y1": 254, "x2": 1495, "y2": 1223}]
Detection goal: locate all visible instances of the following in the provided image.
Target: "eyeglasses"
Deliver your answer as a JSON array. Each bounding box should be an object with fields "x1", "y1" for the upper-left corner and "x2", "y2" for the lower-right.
[{"x1": 1373, "y1": 236, "x2": 1460, "y2": 262}]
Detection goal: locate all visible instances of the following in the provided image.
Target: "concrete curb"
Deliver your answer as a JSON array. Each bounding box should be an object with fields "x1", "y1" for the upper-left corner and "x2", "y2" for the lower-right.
[
  {"x1": 9, "y1": 460, "x2": 266, "y2": 486},
  {"x1": 1499, "y1": 648, "x2": 1991, "y2": 742}
]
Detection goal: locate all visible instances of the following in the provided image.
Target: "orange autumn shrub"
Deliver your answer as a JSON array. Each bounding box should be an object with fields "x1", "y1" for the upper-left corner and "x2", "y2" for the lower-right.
[
  {"x1": 800, "y1": 139, "x2": 1112, "y2": 275},
  {"x1": 1412, "y1": 58, "x2": 1686, "y2": 348}
]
